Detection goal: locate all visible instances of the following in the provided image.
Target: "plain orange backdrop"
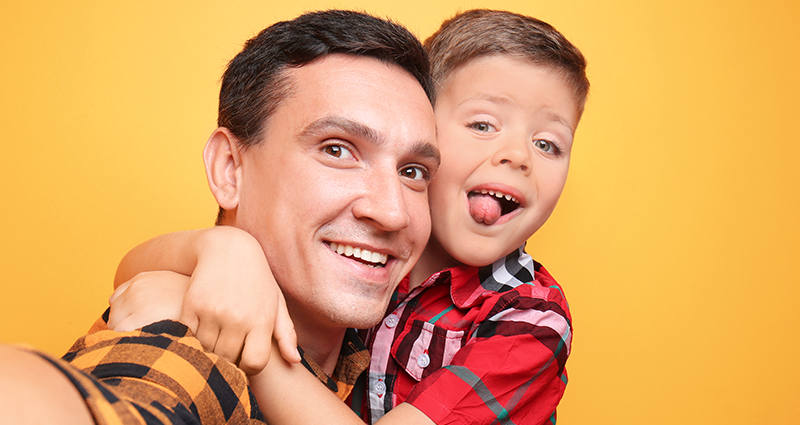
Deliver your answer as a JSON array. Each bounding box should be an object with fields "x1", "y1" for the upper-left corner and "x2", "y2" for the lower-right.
[{"x1": 1, "y1": 1, "x2": 798, "y2": 424}]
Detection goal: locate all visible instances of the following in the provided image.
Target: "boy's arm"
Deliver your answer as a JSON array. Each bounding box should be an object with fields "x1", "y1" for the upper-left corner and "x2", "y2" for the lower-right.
[
  {"x1": 249, "y1": 341, "x2": 434, "y2": 425},
  {"x1": 113, "y1": 226, "x2": 300, "y2": 373},
  {"x1": 108, "y1": 271, "x2": 190, "y2": 331},
  {"x1": 113, "y1": 229, "x2": 208, "y2": 288}
]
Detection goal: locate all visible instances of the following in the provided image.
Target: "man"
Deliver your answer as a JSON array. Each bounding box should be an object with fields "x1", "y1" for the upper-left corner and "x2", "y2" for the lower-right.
[{"x1": 0, "y1": 10, "x2": 438, "y2": 424}]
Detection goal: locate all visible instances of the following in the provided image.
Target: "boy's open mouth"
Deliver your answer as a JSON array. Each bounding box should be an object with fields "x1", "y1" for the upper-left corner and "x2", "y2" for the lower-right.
[
  {"x1": 329, "y1": 242, "x2": 388, "y2": 268},
  {"x1": 468, "y1": 189, "x2": 520, "y2": 225}
]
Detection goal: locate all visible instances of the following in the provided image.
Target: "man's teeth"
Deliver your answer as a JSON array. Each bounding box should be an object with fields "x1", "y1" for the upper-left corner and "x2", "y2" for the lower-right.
[
  {"x1": 477, "y1": 189, "x2": 518, "y2": 204},
  {"x1": 329, "y1": 242, "x2": 388, "y2": 265}
]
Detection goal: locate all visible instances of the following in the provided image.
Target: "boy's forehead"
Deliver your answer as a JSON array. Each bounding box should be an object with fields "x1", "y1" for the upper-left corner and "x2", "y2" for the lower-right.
[{"x1": 439, "y1": 56, "x2": 580, "y2": 129}]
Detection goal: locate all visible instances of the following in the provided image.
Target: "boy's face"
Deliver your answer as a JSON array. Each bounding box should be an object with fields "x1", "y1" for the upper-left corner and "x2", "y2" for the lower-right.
[{"x1": 429, "y1": 55, "x2": 580, "y2": 266}]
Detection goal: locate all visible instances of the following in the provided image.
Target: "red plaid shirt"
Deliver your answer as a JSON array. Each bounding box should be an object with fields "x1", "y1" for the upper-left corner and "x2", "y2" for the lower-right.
[{"x1": 352, "y1": 245, "x2": 572, "y2": 425}]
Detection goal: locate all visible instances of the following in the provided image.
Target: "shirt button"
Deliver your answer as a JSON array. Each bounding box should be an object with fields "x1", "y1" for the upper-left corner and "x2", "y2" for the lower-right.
[
  {"x1": 374, "y1": 380, "x2": 386, "y2": 395},
  {"x1": 384, "y1": 314, "x2": 399, "y2": 328},
  {"x1": 417, "y1": 353, "x2": 430, "y2": 368}
]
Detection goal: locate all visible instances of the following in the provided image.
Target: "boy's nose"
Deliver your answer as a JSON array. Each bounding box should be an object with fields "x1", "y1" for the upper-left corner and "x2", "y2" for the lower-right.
[{"x1": 491, "y1": 136, "x2": 532, "y2": 174}]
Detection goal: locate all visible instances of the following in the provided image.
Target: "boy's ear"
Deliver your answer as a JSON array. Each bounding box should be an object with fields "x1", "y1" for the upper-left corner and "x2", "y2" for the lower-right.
[{"x1": 203, "y1": 127, "x2": 243, "y2": 212}]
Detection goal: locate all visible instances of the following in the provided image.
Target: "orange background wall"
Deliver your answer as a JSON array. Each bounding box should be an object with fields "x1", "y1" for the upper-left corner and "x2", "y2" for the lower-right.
[{"x1": 1, "y1": 1, "x2": 798, "y2": 423}]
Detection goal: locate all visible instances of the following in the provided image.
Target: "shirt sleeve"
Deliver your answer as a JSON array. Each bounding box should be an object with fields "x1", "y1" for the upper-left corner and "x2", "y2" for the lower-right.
[
  {"x1": 39, "y1": 319, "x2": 265, "y2": 425},
  {"x1": 405, "y1": 284, "x2": 572, "y2": 425}
]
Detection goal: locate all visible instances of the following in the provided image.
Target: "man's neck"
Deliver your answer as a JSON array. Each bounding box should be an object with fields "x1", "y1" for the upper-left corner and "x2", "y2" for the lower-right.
[{"x1": 289, "y1": 309, "x2": 347, "y2": 376}]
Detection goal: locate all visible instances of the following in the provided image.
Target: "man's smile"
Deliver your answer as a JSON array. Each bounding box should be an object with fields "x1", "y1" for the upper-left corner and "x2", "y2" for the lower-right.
[{"x1": 329, "y1": 242, "x2": 389, "y2": 267}]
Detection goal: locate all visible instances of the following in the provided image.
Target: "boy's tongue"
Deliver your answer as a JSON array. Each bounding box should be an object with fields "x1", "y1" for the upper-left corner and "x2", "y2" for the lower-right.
[{"x1": 468, "y1": 193, "x2": 502, "y2": 225}]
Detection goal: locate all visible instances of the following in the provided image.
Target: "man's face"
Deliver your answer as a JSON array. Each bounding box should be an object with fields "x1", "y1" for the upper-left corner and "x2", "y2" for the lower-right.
[{"x1": 234, "y1": 54, "x2": 438, "y2": 332}]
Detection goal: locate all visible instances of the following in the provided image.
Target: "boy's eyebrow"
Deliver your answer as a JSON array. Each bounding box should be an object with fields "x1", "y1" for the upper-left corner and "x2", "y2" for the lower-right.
[
  {"x1": 463, "y1": 94, "x2": 576, "y2": 135},
  {"x1": 544, "y1": 109, "x2": 577, "y2": 135},
  {"x1": 462, "y1": 93, "x2": 513, "y2": 107}
]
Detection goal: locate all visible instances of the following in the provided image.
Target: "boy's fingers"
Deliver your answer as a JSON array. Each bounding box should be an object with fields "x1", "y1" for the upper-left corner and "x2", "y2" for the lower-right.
[
  {"x1": 112, "y1": 317, "x2": 138, "y2": 333},
  {"x1": 274, "y1": 297, "x2": 300, "y2": 363},
  {"x1": 179, "y1": 310, "x2": 200, "y2": 335},
  {"x1": 107, "y1": 309, "x2": 129, "y2": 331},
  {"x1": 215, "y1": 328, "x2": 248, "y2": 368},
  {"x1": 276, "y1": 334, "x2": 301, "y2": 364},
  {"x1": 107, "y1": 293, "x2": 130, "y2": 330},
  {"x1": 194, "y1": 320, "x2": 220, "y2": 354},
  {"x1": 108, "y1": 280, "x2": 131, "y2": 305},
  {"x1": 239, "y1": 330, "x2": 270, "y2": 375}
]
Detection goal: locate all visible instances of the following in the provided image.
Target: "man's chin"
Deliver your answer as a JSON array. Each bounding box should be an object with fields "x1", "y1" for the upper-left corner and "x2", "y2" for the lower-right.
[{"x1": 323, "y1": 294, "x2": 393, "y2": 329}]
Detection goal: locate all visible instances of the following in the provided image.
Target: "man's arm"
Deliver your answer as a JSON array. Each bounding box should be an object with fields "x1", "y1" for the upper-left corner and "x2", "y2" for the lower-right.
[
  {"x1": 0, "y1": 344, "x2": 94, "y2": 425},
  {"x1": 3, "y1": 322, "x2": 266, "y2": 424}
]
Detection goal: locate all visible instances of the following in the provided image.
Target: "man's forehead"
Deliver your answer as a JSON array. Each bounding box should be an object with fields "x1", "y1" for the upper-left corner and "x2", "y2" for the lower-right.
[{"x1": 271, "y1": 54, "x2": 435, "y2": 140}]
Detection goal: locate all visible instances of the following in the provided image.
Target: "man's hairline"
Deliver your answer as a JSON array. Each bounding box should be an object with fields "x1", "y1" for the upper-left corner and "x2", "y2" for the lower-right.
[{"x1": 236, "y1": 53, "x2": 438, "y2": 155}]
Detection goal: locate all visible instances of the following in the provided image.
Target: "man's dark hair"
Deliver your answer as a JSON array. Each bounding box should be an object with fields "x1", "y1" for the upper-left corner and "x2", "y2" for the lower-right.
[
  {"x1": 214, "y1": 9, "x2": 432, "y2": 224},
  {"x1": 218, "y1": 9, "x2": 433, "y2": 149}
]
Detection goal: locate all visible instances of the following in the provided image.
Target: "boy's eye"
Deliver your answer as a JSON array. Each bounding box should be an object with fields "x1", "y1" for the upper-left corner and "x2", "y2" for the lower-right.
[
  {"x1": 324, "y1": 144, "x2": 354, "y2": 159},
  {"x1": 468, "y1": 121, "x2": 496, "y2": 133},
  {"x1": 533, "y1": 139, "x2": 557, "y2": 153},
  {"x1": 399, "y1": 165, "x2": 428, "y2": 181}
]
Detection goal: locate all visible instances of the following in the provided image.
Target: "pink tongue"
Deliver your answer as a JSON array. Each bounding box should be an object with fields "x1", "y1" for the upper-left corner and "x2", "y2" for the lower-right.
[{"x1": 469, "y1": 193, "x2": 502, "y2": 225}]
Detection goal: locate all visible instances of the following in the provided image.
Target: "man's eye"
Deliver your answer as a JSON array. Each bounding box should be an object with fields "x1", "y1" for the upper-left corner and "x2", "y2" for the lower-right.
[
  {"x1": 533, "y1": 139, "x2": 558, "y2": 154},
  {"x1": 323, "y1": 144, "x2": 354, "y2": 159},
  {"x1": 468, "y1": 121, "x2": 495, "y2": 133},
  {"x1": 399, "y1": 166, "x2": 428, "y2": 181}
]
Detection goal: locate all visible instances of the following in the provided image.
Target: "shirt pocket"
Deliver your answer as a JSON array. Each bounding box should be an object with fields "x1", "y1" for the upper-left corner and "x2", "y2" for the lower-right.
[{"x1": 390, "y1": 320, "x2": 468, "y2": 381}]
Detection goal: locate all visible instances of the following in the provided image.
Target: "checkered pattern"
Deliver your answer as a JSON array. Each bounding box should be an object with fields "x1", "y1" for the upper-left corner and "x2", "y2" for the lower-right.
[
  {"x1": 299, "y1": 328, "x2": 371, "y2": 400},
  {"x1": 33, "y1": 312, "x2": 369, "y2": 425},
  {"x1": 42, "y1": 319, "x2": 264, "y2": 424},
  {"x1": 355, "y1": 244, "x2": 572, "y2": 425}
]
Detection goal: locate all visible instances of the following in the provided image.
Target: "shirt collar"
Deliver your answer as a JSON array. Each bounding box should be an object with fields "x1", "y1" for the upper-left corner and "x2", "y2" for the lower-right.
[
  {"x1": 419, "y1": 243, "x2": 540, "y2": 309},
  {"x1": 297, "y1": 328, "x2": 370, "y2": 400}
]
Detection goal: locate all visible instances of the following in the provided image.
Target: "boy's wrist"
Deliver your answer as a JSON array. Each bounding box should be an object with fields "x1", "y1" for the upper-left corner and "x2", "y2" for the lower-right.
[{"x1": 195, "y1": 226, "x2": 264, "y2": 264}]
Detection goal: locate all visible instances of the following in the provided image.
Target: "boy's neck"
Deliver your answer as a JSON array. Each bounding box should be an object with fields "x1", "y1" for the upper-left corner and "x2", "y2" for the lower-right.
[{"x1": 409, "y1": 237, "x2": 461, "y2": 290}]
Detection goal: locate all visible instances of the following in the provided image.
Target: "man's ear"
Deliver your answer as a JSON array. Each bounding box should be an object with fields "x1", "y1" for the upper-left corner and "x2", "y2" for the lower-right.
[{"x1": 203, "y1": 127, "x2": 243, "y2": 211}]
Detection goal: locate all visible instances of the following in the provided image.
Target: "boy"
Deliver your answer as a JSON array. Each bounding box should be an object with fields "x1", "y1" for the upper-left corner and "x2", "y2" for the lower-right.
[{"x1": 113, "y1": 9, "x2": 588, "y2": 425}]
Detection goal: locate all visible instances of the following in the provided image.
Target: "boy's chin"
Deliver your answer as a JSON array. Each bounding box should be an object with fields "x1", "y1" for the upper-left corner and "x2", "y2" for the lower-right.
[{"x1": 445, "y1": 237, "x2": 523, "y2": 268}]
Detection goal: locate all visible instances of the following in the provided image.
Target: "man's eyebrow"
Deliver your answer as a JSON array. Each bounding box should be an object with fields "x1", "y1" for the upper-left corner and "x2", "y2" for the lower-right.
[
  {"x1": 299, "y1": 115, "x2": 440, "y2": 166},
  {"x1": 299, "y1": 116, "x2": 385, "y2": 146},
  {"x1": 410, "y1": 141, "x2": 441, "y2": 169}
]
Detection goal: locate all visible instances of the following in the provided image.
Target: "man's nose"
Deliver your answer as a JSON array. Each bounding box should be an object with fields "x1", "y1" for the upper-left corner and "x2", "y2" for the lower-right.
[{"x1": 352, "y1": 169, "x2": 411, "y2": 232}]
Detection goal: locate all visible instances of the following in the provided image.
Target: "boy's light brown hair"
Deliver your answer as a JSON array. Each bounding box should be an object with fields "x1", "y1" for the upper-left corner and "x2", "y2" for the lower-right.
[{"x1": 424, "y1": 9, "x2": 589, "y2": 113}]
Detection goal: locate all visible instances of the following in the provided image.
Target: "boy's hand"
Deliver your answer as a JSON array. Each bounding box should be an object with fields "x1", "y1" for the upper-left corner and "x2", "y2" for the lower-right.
[
  {"x1": 179, "y1": 227, "x2": 300, "y2": 375},
  {"x1": 108, "y1": 271, "x2": 190, "y2": 331}
]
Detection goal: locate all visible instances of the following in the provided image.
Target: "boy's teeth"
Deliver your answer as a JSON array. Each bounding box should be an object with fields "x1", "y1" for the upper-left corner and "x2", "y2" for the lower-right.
[
  {"x1": 478, "y1": 189, "x2": 517, "y2": 203},
  {"x1": 329, "y1": 242, "x2": 388, "y2": 265}
]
